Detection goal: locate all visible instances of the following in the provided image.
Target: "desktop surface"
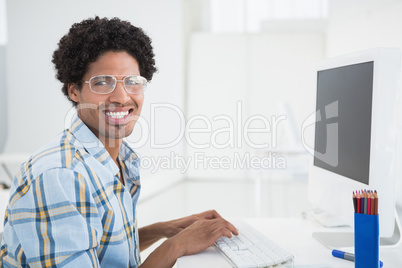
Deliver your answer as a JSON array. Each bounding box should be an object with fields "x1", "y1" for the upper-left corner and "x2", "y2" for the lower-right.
[{"x1": 177, "y1": 217, "x2": 402, "y2": 268}]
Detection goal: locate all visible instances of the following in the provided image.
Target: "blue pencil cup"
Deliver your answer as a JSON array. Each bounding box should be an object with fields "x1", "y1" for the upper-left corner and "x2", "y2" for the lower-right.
[{"x1": 354, "y1": 213, "x2": 379, "y2": 268}]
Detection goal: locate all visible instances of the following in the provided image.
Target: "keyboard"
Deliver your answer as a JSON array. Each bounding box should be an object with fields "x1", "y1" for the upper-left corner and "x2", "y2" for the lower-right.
[{"x1": 214, "y1": 221, "x2": 294, "y2": 268}]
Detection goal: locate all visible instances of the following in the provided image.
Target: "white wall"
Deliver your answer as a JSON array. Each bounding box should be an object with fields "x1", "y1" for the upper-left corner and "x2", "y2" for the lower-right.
[
  {"x1": 326, "y1": 0, "x2": 402, "y2": 57},
  {"x1": 0, "y1": 45, "x2": 6, "y2": 154},
  {"x1": 184, "y1": 0, "x2": 402, "y2": 181},
  {"x1": 5, "y1": 0, "x2": 184, "y2": 199},
  {"x1": 186, "y1": 34, "x2": 249, "y2": 180},
  {"x1": 0, "y1": 0, "x2": 7, "y2": 154},
  {"x1": 186, "y1": 31, "x2": 324, "y2": 179},
  {"x1": 0, "y1": 0, "x2": 8, "y2": 183}
]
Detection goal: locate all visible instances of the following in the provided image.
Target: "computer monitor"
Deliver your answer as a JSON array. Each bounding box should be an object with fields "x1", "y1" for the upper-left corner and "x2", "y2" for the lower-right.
[{"x1": 305, "y1": 48, "x2": 401, "y2": 248}]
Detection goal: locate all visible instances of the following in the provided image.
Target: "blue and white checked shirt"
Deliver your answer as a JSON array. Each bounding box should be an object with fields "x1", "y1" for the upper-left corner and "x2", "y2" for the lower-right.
[{"x1": 0, "y1": 116, "x2": 142, "y2": 267}]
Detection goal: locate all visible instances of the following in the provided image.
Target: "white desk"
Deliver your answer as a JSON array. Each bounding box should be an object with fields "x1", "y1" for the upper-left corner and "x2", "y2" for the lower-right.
[{"x1": 177, "y1": 217, "x2": 402, "y2": 267}]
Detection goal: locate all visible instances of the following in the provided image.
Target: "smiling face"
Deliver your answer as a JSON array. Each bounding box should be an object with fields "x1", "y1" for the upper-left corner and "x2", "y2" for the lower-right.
[{"x1": 68, "y1": 51, "x2": 144, "y2": 143}]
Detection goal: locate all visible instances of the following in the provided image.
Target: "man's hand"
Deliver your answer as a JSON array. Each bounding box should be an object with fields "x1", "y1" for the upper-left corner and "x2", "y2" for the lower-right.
[
  {"x1": 139, "y1": 210, "x2": 226, "y2": 251},
  {"x1": 162, "y1": 209, "x2": 226, "y2": 238},
  {"x1": 168, "y1": 216, "x2": 239, "y2": 257},
  {"x1": 139, "y1": 210, "x2": 238, "y2": 268}
]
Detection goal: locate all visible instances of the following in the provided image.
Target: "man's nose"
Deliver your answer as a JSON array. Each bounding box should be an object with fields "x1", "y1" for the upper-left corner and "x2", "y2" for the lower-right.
[{"x1": 109, "y1": 81, "x2": 131, "y2": 103}]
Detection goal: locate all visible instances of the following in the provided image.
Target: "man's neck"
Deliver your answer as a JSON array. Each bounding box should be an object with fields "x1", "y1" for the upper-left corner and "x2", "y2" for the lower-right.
[
  {"x1": 102, "y1": 138, "x2": 125, "y2": 185},
  {"x1": 80, "y1": 118, "x2": 124, "y2": 167},
  {"x1": 101, "y1": 137, "x2": 123, "y2": 167}
]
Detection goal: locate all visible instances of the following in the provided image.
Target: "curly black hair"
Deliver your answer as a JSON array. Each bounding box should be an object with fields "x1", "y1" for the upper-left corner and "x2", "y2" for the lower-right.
[{"x1": 52, "y1": 16, "x2": 157, "y2": 106}]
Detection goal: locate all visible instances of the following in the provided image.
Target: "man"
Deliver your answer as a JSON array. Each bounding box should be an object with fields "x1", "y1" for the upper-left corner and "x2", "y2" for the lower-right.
[{"x1": 0, "y1": 17, "x2": 238, "y2": 267}]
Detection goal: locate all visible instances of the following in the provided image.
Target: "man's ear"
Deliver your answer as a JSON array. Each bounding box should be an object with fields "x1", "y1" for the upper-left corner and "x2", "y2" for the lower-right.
[{"x1": 68, "y1": 83, "x2": 80, "y2": 103}]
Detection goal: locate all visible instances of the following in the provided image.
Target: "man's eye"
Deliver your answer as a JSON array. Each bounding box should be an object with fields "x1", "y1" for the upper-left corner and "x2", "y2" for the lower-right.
[
  {"x1": 94, "y1": 80, "x2": 108, "y2": 86},
  {"x1": 126, "y1": 78, "x2": 139, "y2": 85},
  {"x1": 92, "y1": 76, "x2": 114, "y2": 86}
]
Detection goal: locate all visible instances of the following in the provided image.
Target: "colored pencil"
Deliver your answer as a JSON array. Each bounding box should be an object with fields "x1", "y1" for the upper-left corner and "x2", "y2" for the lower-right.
[
  {"x1": 354, "y1": 189, "x2": 379, "y2": 215},
  {"x1": 356, "y1": 191, "x2": 361, "y2": 214},
  {"x1": 364, "y1": 190, "x2": 368, "y2": 215},
  {"x1": 370, "y1": 191, "x2": 375, "y2": 215}
]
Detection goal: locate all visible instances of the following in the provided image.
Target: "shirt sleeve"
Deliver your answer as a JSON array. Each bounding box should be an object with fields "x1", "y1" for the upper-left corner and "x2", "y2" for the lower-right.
[{"x1": 6, "y1": 168, "x2": 102, "y2": 267}]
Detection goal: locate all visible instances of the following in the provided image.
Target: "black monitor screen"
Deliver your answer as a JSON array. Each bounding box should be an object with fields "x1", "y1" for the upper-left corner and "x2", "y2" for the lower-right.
[{"x1": 314, "y1": 61, "x2": 373, "y2": 185}]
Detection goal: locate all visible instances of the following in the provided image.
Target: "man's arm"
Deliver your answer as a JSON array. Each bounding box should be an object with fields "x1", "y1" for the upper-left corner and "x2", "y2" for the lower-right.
[
  {"x1": 6, "y1": 169, "x2": 101, "y2": 267},
  {"x1": 138, "y1": 222, "x2": 166, "y2": 251},
  {"x1": 139, "y1": 211, "x2": 238, "y2": 268},
  {"x1": 138, "y1": 210, "x2": 226, "y2": 251}
]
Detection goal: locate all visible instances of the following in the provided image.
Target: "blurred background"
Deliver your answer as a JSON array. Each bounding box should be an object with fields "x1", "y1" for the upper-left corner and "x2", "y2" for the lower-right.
[{"x1": 1, "y1": 0, "x2": 402, "y2": 244}]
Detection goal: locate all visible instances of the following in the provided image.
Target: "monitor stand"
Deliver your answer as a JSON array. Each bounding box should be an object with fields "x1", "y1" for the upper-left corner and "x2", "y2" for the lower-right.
[{"x1": 312, "y1": 209, "x2": 401, "y2": 249}]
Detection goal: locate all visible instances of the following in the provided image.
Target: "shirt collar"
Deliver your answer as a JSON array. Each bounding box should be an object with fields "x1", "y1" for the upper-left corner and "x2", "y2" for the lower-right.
[
  {"x1": 68, "y1": 115, "x2": 139, "y2": 179},
  {"x1": 118, "y1": 140, "x2": 140, "y2": 182},
  {"x1": 69, "y1": 115, "x2": 119, "y2": 175}
]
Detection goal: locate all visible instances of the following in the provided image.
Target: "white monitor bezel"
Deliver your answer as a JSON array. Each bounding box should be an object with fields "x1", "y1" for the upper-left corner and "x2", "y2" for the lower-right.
[{"x1": 307, "y1": 47, "x2": 401, "y2": 237}]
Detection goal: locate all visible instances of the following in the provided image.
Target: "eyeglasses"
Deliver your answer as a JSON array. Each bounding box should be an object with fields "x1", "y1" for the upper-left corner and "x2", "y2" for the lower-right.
[{"x1": 84, "y1": 75, "x2": 148, "y2": 94}]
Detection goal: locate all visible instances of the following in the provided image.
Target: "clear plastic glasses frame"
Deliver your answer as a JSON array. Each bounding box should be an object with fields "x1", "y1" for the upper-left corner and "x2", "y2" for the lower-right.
[{"x1": 84, "y1": 75, "x2": 148, "y2": 94}]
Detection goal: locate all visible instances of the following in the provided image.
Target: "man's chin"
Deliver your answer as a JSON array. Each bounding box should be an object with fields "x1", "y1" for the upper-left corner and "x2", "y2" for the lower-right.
[{"x1": 105, "y1": 126, "x2": 134, "y2": 140}]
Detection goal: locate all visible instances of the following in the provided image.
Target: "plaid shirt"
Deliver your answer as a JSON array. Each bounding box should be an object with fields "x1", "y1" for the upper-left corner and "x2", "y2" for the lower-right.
[{"x1": 0, "y1": 116, "x2": 141, "y2": 267}]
